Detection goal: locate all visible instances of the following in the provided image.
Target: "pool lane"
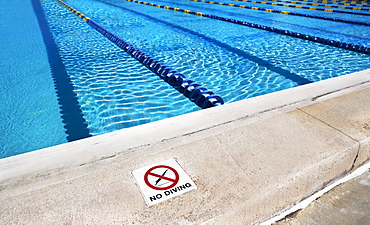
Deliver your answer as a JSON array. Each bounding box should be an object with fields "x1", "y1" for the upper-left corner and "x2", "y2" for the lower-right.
[
  {"x1": 264, "y1": 0, "x2": 370, "y2": 9},
  {"x1": 42, "y1": 0, "x2": 201, "y2": 136},
  {"x1": 151, "y1": 0, "x2": 370, "y2": 46},
  {"x1": 57, "y1": 0, "x2": 225, "y2": 109},
  {"x1": 0, "y1": 0, "x2": 68, "y2": 158},
  {"x1": 186, "y1": 0, "x2": 370, "y2": 26},
  {"x1": 221, "y1": 0, "x2": 370, "y2": 23},
  {"x1": 292, "y1": 0, "x2": 369, "y2": 7},
  {"x1": 98, "y1": 1, "x2": 312, "y2": 85},
  {"x1": 124, "y1": 0, "x2": 369, "y2": 54},
  {"x1": 32, "y1": 0, "x2": 91, "y2": 141},
  {"x1": 232, "y1": 0, "x2": 370, "y2": 15}
]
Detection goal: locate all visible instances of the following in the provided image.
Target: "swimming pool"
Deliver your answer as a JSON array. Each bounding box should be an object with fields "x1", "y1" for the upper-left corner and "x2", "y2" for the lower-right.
[{"x1": 1, "y1": 0, "x2": 369, "y2": 158}]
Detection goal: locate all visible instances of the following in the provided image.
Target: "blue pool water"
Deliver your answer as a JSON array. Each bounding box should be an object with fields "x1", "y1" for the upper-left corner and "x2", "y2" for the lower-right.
[{"x1": 1, "y1": 0, "x2": 369, "y2": 158}]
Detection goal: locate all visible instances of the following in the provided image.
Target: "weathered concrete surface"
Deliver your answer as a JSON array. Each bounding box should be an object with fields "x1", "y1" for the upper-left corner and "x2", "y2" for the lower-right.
[
  {"x1": 299, "y1": 87, "x2": 370, "y2": 168},
  {"x1": 274, "y1": 169, "x2": 370, "y2": 225},
  {"x1": 1, "y1": 81, "x2": 369, "y2": 224}
]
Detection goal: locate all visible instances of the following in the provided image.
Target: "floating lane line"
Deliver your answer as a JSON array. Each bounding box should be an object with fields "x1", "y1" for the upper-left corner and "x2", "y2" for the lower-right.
[
  {"x1": 297, "y1": 1, "x2": 369, "y2": 7},
  {"x1": 299, "y1": 0, "x2": 369, "y2": 6},
  {"x1": 56, "y1": 0, "x2": 224, "y2": 109},
  {"x1": 125, "y1": 0, "x2": 370, "y2": 54},
  {"x1": 233, "y1": 0, "x2": 370, "y2": 15},
  {"x1": 188, "y1": 0, "x2": 370, "y2": 26},
  {"x1": 269, "y1": 0, "x2": 370, "y2": 10},
  {"x1": 273, "y1": 0, "x2": 369, "y2": 8}
]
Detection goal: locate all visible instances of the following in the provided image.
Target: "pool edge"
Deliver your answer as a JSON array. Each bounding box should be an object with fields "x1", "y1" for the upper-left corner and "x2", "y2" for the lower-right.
[{"x1": 1, "y1": 69, "x2": 369, "y2": 183}]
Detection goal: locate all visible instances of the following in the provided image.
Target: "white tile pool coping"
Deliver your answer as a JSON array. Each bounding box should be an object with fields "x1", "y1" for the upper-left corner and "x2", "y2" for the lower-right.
[{"x1": 1, "y1": 69, "x2": 370, "y2": 224}]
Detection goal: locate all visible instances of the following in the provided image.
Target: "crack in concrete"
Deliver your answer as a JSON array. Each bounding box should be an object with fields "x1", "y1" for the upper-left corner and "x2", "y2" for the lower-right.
[
  {"x1": 297, "y1": 108, "x2": 361, "y2": 172},
  {"x1": 311, "y1": 80, "x2": 370, "y2": 102}
]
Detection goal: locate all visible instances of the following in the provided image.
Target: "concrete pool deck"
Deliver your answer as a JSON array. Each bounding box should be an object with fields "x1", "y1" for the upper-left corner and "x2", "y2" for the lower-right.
[{"x1": 1, "y1": 69, "x2": 370, "y2": 224}]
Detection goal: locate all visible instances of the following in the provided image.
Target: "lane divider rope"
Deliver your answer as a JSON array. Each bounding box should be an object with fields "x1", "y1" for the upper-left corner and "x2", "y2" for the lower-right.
[
  {"x1": 125, "y1": 0, "x2": 370, "y2": 54},
  {"x1": 272, "y1": 0, "x2": 370, "y2": 7},
  {"x1": 267, "y1": 0, "x2": 370, "y2": 10},
  {"x1": 293, "y1": 0, "x2": 368, "y2": 7},
  {"x1": 233, "y1": 0, "x2": 370, "y2": 15},
  {"x1": 299, "y1": 0, "x2": 368, "y2": 6},
  {"x1": 188, "y1": 0, "x2": 370, "y2": 26},
  {"x1": 56, "y1": 0, "x2": 224, "y2": 109}
]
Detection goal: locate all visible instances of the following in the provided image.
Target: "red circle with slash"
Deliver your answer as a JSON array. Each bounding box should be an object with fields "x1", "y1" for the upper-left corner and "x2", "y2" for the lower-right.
[{"x1": 144, "y1": 165, "x2": 179, "y2": 190}]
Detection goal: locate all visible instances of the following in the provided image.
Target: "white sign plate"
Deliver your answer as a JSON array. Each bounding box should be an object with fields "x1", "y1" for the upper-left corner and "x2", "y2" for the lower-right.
[{"x1": 131, "y1": 158, "x2": 197, "y2": 206}]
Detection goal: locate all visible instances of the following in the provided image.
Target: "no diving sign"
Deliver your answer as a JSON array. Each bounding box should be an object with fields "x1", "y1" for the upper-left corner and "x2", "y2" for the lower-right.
[{"x1": 132, "y1": 158, "x2": 197, "y2": 206}]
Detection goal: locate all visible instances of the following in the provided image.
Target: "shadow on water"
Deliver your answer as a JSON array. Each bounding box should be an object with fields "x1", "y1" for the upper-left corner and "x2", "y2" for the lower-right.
[{"x1": 31, "y1": 0, "x2": 91, "y2": 141}]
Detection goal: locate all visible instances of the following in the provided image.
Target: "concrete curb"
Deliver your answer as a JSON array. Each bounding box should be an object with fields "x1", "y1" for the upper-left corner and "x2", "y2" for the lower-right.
[{"x1": 263, "y1": 161, "x2": 370, "y2": 224}]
